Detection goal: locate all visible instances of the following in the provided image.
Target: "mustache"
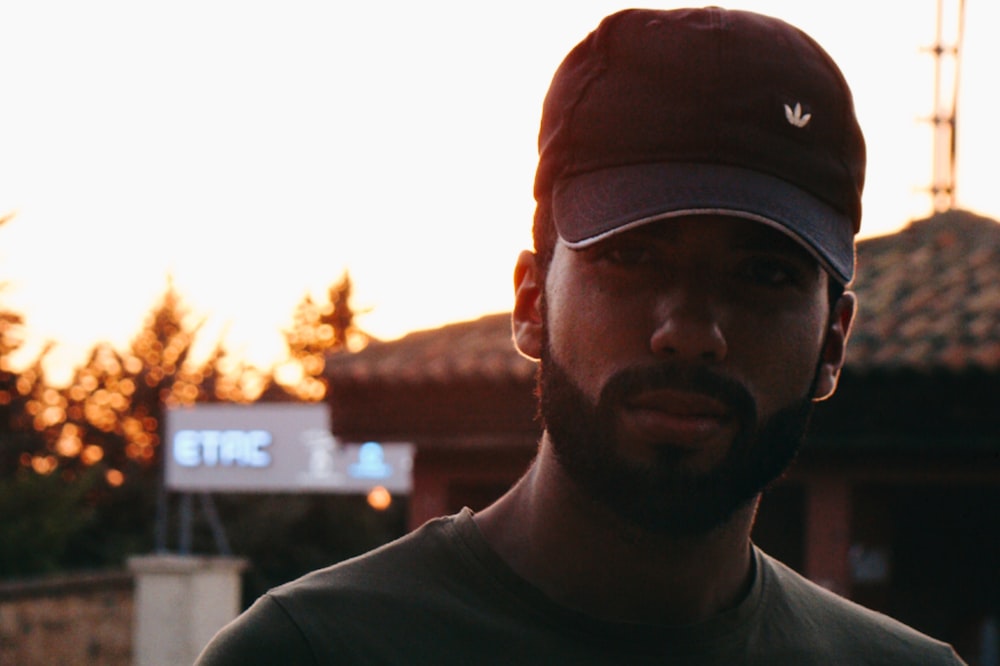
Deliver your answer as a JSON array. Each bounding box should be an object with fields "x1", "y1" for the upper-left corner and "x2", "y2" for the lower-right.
[{"x1": 596, "y1": 362, "x2": 759, "y2": 431}]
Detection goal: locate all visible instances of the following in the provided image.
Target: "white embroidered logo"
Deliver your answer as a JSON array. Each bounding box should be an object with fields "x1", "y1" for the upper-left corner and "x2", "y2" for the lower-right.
[{"x1": 784, "y1": 102, "x2": 811, "y2": 128}]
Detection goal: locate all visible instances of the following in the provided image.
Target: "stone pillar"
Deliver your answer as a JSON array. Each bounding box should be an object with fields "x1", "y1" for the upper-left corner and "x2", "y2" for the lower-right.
[{"x1": 128, "y1": 555, "x2": 248, "y2": 666}]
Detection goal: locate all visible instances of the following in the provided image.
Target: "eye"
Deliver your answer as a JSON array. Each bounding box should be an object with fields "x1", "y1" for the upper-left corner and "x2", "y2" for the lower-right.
[
  {"x1": 739, "y1": 256, "x2": 804, "y2": 287},
  {"x1": 598, "y1": 242, "x2": 656, "y2": 267}
]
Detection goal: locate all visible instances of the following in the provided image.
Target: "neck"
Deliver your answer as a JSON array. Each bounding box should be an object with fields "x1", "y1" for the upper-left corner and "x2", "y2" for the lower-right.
[{"x1": 474, "y1": 434, "x2": 758, "y2": 625}]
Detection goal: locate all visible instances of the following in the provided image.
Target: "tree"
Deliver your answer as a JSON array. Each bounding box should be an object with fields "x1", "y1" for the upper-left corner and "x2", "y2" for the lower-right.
[
  {"x1": 0, "y1": 467, "x2": 99, "y2": 576},
  {"x1": 0, "y1": 307, "x2": 36, "y2": 473},
  {"x1": 24, "y1": 281, "x2": 201, "y2": 482},
  {"x1": 272, "y1": 273, "x2": 366, "y2": 401},
  {"x1": 6, "y1": 281, "x2": 214, "y2": 569},
  {"x1": 0, "y1": 297, "x2": 97, "y2": 577},
  {"x1": 0, "y1": 271, "x2": 379, "y2": 576}
]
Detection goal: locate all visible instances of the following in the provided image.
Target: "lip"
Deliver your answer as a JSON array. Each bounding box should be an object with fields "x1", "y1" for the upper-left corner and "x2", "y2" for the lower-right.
[{"x1": 622, "y1": 389, "x2": 734, "y2": 446}]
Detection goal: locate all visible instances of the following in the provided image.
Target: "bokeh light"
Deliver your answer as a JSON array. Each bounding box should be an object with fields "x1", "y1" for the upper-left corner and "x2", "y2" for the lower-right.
[{"x1": 366, "y1": 486, "x2": 392, "y2": 511}]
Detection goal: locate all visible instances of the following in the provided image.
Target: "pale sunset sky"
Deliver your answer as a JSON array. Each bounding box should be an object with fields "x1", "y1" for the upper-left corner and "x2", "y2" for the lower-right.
[{"x1": 1, "y1": 1, "x2": 997, "y2": 385}]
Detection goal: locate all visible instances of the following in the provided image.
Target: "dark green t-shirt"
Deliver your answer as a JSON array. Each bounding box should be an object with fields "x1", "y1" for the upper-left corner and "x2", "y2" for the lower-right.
[{"x1": 197, "y1": 509, "x2": 964, "y2": 665}]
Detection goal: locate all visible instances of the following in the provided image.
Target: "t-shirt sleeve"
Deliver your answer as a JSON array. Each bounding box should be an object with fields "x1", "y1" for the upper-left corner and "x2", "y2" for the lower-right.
[{"x1": 194, "y1": 594, "x2": 316, "y2": 666}]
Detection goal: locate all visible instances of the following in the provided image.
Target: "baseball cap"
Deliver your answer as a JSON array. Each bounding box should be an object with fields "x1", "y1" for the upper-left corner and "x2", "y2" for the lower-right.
[{"x1": 534, "y1": 7, "x2": 867, "y2": 284}]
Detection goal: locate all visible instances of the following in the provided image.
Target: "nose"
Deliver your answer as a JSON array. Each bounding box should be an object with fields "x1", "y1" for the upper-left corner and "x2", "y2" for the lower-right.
[{"x1": 648, "y1": 288, "x2": 728, "y2": 363}]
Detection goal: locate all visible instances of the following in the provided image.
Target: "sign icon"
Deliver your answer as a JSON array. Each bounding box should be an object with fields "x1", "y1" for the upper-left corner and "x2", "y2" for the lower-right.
[
  {"x1": 301, "y1": 428, "x2": 340, "y2": 481},
  {"x1": 349, "y1": 442, "x2": 393, "y2": 480}
]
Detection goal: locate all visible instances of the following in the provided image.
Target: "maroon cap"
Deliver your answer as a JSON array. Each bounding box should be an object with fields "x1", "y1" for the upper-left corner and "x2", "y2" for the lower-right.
[{"x1": 534, "y1": 8, "x2": 866, "y2": 284}]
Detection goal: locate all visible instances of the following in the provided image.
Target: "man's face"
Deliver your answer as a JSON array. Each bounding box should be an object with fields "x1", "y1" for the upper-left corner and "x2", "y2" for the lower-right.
[{"x1": 523, "y1": 215, "x2": 851, "y2": 537}]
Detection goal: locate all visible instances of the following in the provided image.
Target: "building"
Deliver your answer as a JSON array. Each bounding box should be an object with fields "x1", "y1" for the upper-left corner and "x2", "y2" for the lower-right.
[{"x1": 325, "y1": 209, "x2": 1000, "y2": 659}]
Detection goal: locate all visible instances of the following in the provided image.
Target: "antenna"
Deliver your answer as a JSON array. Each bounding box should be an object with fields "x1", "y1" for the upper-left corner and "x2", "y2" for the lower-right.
[{"x1": 922, "y1": 0, "x2": 966, "y2": 212}]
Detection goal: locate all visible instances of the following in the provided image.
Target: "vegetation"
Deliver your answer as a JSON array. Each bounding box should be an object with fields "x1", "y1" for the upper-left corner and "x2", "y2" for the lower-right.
[{"x1": 0, "y1": 273, "x2": 401, "y2": 593}]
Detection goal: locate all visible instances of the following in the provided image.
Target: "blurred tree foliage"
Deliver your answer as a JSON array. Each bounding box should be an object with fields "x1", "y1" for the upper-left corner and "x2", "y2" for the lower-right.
[
  {"x1": 267, "y1": 272, "x2": 363, "y2": 402},
  {"x1": 0, "y1": 468, "x2": 98, "y2": 576},
  {"x1": 0, "y1": 273, "x2": 398, "y2": 585},
  {"x1": 0, "y1": 306, "x2": 94, "y2": 576},
  {"x1": 0, "y1": 307, "x2": 39, "y2": 472}
]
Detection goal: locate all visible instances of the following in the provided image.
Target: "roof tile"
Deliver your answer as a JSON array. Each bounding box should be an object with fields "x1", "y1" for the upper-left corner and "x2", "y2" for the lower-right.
[{"x1": 851, "y1": 209, "x2": 1000, "y2": 373}]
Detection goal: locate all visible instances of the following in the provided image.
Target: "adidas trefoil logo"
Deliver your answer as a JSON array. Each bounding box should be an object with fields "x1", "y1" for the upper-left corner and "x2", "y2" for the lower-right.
[{"x1": 784, "y1": 102, "x2": 811, "y2": 128}]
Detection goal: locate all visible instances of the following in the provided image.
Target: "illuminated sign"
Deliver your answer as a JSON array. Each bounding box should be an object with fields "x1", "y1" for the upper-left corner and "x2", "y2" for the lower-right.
[
  {"x1": 164, "y1": 403, "x2": 413, "y2": 494},
  {"x1": 172, "y1": 429, "x2": 273, "y2": 468}
]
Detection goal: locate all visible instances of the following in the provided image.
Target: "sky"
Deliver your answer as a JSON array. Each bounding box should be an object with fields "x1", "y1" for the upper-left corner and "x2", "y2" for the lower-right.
[{"x1": 1, "y1": 1, "x2": 998, "y2": 385}]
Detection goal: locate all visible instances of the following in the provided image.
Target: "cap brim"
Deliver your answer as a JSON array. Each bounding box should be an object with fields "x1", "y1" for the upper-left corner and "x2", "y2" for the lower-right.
[{"x1": 552, "y1": 162, "x2": 855, "y2": 284}]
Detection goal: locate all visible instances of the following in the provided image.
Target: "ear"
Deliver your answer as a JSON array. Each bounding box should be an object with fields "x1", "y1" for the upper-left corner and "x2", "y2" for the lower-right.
[
  {"x1": 812, "y1": 290, "x2": 857, "y2": 402},
  {"x1": 512, "y1": 250, "x2": 544, "y2": 360}
]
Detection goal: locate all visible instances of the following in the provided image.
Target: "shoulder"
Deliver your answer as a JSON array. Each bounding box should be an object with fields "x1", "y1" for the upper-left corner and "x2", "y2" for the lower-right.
[
  {"x1": 196, "y1": 512, "x2": 474, "y2": 665},
  {"x1": 271, "y1": 509, "x2": 470, "y2": 608},
  {"x1": 756, "y1": 550, "x2": 965, "y2": 664},
  {"x1": 194, "y1": 594, "x2": 315, "y2": 665}
]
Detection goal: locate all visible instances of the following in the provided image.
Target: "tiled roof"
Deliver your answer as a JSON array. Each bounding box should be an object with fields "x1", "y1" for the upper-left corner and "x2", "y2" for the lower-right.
[
  {"x1": 326, "y1": 209, "x2": 1000, "y2": 385},
  {"x1": 325, "y1": 313, "x2": 535, "y2": 386},
  {"x1": 850, "y1": 209, "x2": 1000, "y2": 372}
]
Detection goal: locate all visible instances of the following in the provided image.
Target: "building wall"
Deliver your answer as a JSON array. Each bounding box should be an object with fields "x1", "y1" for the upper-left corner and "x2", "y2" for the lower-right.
[{"x1": 0, "y1": 571, "x2": 132, "y2": 666}]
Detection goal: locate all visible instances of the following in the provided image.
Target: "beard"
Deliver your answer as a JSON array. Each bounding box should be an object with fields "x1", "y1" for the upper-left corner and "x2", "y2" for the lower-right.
[{"x1": 539, "y1": 342, "x2": 816, "y2": 538}]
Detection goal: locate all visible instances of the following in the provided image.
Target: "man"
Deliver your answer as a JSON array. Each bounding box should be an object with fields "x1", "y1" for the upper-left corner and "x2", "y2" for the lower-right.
[{"x1": 198, "y1": 8, "x2": 965, "y2": 664}]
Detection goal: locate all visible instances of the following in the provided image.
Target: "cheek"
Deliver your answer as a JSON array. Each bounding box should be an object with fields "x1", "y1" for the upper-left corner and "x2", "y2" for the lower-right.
[
  {"x1": 732, "y1": 312, "x2": 827, "y2": 411},
  {"x1": 543, "y1": 295, "x2": 601, "y2": 389},
  {"x1": 543, "y1": 280, "x2": 644, "y2": 397}
]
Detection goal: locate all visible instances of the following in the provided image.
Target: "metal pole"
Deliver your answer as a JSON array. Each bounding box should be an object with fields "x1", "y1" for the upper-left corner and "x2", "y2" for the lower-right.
[
  {"x1": 199, "y1": 492, "x2": 232, "y2": 556},
  {"x1": 179, "y1": 492, "x2": 193, "y2": 555},
  {"x1": 155, "y1": 473, "x2": 169, "y2": 553}
]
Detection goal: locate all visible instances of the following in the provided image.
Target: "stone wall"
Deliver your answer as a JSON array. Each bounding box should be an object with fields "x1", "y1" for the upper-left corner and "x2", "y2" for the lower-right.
[{"x1": 0, "y1": 570, "x2": 133, "y2": 666}]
